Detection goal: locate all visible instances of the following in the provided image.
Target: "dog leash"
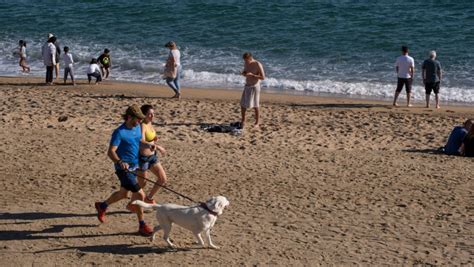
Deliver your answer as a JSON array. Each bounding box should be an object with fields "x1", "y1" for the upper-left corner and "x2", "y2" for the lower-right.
[
  {"x1": 126, "y1": 170, "x2": 219, "y2": 216},
  {"x1": 127, "y1": 169, "x2": 197, "y2": 203}
]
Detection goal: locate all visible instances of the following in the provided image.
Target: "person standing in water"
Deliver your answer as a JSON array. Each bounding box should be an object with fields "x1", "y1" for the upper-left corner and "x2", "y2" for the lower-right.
[
  {"x1": 16, "y1": 40, "x2": 30, "y2": 72},
  {"x1": 63, "y1": 46, "x2": 75, "y2": 85},
  {"x1": 422, "y1": 50, "x2": 442, "y2": 109},
  {"x1": 393, "y1": 46, "x2": 415, "y2": 107},
  {"x1": 98, "y1": 48, "x2": 112, "y2": 79}
]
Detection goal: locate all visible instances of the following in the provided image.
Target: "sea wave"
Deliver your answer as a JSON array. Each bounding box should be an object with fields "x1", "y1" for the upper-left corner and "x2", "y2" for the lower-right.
[{"x1": 1, "y1": 40, "x2": 473, "y2": 103}]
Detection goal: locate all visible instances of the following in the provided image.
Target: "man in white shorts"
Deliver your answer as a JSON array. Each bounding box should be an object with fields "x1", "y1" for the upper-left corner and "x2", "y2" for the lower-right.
[{"x1": 240, "y1": 52, "x2": 265, "y2": 129}]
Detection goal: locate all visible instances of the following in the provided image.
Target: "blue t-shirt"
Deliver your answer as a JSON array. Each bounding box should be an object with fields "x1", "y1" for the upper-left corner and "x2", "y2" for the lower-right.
[
  {"x1": 444, "y1": 126, "x2": 467, "y2": 155},
  {"x1": 110, "y1": 123, "x2": 142, "y2": 168}
]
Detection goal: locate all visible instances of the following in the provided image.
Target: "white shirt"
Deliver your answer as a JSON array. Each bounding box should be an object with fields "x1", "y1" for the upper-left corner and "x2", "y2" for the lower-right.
[
  {"x1": 20, "y1": 46, "x2": 26, "y2": 58},
  {"x1": 87, "y1": 63, "x2": 100, "y2": 74},
  {"x1": 63, "y1": 52, "x2": 74, "y2": 67},
  {"x1": 42, "y1": 42, "x2": 56, "y2": 66},
  {"x1": 395, "y1": 55, "x2": 414, "y2": 78},
  {"x1": 170, "y1": 49, "x2": 181, "y2": 67}
]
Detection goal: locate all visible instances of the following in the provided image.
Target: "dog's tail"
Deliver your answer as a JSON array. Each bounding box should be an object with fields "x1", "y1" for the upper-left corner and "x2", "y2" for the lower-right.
[{"x1": 131, "y1": 200, "x2": 160, "y2": 210}]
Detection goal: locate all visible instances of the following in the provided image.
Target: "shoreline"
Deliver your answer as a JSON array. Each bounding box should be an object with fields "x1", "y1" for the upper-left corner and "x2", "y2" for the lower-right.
[{"x1": 1, "y1": 75, "x2": 473, "y2": 111}]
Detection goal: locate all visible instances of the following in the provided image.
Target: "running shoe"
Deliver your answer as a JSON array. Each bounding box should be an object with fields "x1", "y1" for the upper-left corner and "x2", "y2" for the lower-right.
[
  {"x1": 145, "y1": 197, "x2": 156, "y2": 205},
  {"x1": 139, "y1": 223, "x2": 153, "y2": 236},
  {"x1": 95, "y1": 202, "x2": 106, "y2": 223}
]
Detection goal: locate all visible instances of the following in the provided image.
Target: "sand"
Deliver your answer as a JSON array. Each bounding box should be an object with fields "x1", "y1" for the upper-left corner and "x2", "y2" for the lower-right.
[{"x1": 0, "y1": 76, "x2": 472, "y2": 266}]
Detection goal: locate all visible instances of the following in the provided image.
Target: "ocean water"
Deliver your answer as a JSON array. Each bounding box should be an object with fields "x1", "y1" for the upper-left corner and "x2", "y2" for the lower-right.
[{"x1": 1, "y1": 1, "x2": 473, "y2": 103}]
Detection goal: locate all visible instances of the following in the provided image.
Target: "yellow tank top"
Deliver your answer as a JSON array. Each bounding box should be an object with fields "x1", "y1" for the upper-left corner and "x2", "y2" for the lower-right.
[{"x1": 143, "y1": 124, "x2": 156, "y2": 142}]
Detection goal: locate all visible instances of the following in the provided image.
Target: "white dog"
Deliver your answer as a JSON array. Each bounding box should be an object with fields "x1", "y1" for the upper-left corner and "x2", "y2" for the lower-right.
[{"x1": 132, "y1": 196, "x2": 229, "y2": 249}]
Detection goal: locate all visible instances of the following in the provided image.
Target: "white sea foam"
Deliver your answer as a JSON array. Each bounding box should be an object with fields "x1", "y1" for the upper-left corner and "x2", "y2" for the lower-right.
[
  {"x1": 181, "y1": 71, "x2": 474, "y2": 103},
  {"x1": 1, "y1": 40, "x2": 472, "y2": 103}
]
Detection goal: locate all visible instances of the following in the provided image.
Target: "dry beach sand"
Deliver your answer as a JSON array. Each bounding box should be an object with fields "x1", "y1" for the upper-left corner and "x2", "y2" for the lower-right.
[{"x1": 0, "y1": 76, "x2": 473, "y2": 265}]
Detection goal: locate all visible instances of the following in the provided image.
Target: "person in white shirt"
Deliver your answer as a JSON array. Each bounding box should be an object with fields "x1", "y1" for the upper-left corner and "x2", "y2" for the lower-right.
[
  {"x1": 63, "y1": 46, "x2": 75, "y2": 85},
  {"x1": 393, "y1": 46, "x2": 415, "y2": 107},
  {"x1": 17, "y1": 40, "x2": 30, "y2": 72},
  {"x1": 41, "y1": 34, "x2": 56, "y2": 85},
  {"x1": 87, "y1": 58, "x2": 102, "y2": 84},
  {"x1": 164, "y1": 41, "x2": 181, "y2": 99}
]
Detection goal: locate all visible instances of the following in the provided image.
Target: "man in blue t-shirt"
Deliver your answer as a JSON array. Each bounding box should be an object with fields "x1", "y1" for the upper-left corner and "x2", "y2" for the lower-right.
[
  {"x1": 95, "y1": 104, "x2": 153, "y2": 236},
  {"x1": 444, "y1": 119, "x2": 473, "y2": 155}
]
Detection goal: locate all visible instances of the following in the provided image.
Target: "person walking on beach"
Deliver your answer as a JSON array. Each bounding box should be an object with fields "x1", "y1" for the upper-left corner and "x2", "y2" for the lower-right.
[
  {"x1": 164, "y1": 41, "x2": 181, "y2": 99},
  {"x1": 41, "y1": 34, "x2": 56, "y2": 85},
  {"x1": 98, "y1": 48, "x2": 111, "y2": 79},
  {"x1": 240, "y1": 52, "x2": 265, "y2": 129},
  {"x1": 393, "y1": 46, "x2": 415, "y2": 107},
  {"x1": 87, "y1": 58, "x2": 102, "y2": 84},
  {"x1": 443, "y1": 119, "x2": 473, "y2": 156},
  {"x1": 16, "y1": 40, "x2": 30, "y2": 72},
  {"x1": 63, "y1": 46, "x2": 75, "y2": 85},
  {"x1": 135, "y1": 104, "x2": 168, "y2": 205},
  {"x1": 422, "y1": 50, "x2": 442, "y2": 109},
  {"x1": 95, "y1": 104, "x2": 153, "y2": 236}
]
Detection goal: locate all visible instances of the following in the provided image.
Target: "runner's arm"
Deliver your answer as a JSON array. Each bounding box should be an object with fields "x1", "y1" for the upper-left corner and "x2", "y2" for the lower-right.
[{"x1": 108, "y1": 145, "x2": 129, "y2": 170}]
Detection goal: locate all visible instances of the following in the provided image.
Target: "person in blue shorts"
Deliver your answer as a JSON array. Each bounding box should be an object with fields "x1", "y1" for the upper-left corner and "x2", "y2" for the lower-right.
[
  {"x1": 443, "y1": 119, "x2": 473, "y2": 156},
  {"x1": 95, "y1": 104, "x2": 153, "y2": 236}
]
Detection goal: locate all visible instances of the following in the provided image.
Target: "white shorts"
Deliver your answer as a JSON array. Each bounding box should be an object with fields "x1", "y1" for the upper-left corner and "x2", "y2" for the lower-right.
[{"x1": 240, "y1": 84, "x2": 260, "y2": 109}]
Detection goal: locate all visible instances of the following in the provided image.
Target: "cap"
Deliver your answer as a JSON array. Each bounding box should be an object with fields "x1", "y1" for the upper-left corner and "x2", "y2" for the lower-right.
[
  {"x1": 165, "y1": 41, "x2": 176, "y2": 48},
  {"x1": 125, "y1": 104, "x2": 145, "y2": 119},
  {"x1": 48, "y1": 33, "x2": 54, "y2": 38}
]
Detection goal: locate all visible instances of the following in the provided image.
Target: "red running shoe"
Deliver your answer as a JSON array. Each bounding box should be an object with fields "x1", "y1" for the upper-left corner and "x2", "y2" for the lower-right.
[
  {"x1": 126, "y1": 202, "x2": 139, "y2": 213},
  {"x1": 95, "y1": 202, "x2": 106, "y2": 223},
  {"x1": 139, "y1": 223, "x2": 153, "y2": 236},
  {"x1": 145, "y1": 196, "x2": 156, "y2": 205}
]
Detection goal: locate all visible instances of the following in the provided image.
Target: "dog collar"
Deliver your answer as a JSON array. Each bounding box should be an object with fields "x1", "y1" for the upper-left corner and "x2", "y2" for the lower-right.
[{"x1": 200, "y1": 202, "x2": 218, "y2": 216}]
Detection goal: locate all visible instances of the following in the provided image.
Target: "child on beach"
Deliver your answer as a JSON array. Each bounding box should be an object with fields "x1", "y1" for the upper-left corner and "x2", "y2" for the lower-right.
[
  {"x1": 87, "y1": 58, "x2": 102, "y2": 84},
  {"x1": 63, "y1": 46, "x2": 75, "y2": 85},
  {"x1": 16, "y1": 40, "x2": 30, "y2": 72},
  {"x1": 98, "y1": 48, "x2": 111, "y2": 79}
]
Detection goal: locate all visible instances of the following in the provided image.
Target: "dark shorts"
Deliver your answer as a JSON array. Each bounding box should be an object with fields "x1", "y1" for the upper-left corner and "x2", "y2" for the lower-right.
[
  {"x1": 139, "y1": 153, "x2": 159, "y2": 171},
  {"x1": 115, "y1": 169, "x2": 140, "y2": 192},
  {"x1": 425, "y1": 81, "x2": 440, "y2": 95},
  {"x1": 396, "y1": 78, "x2": 413, "y2": 93}
]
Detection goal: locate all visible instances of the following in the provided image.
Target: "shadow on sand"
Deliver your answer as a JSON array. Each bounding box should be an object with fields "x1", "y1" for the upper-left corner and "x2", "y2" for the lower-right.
[
  {"x1": 35, "y1": 243, "x2": 192, "y2": 255},
  {"x1": 0, "y1": 224, "x2": 134, "y2": 241},
  {"x1": 402, "y1": 148, "x2": 445, "y2": 155},
  {"x1": 290, "y1": 103, "x2": 389, "y2": 109},
  {"x1": 0, "y1": 82, "x2": 49, "y2": 87},
  {"x1": 0, "y1": 211, "x2": 128, "y2": 221},
  {"x1": 71, "y1": 94, "x2": 171, "y2": 100}
]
